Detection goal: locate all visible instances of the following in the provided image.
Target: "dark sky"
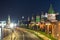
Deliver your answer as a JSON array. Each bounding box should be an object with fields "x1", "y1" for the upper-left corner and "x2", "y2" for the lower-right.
[{"x1": 0, "y1": 0, "x2": 60, "y2": 21}]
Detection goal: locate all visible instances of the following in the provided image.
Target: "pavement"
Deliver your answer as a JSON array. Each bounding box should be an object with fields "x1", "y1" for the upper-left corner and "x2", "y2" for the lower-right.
[
  {"x1": 26, "y1": 29, "x2": 51, "y2": 40},
  {"x1": 3, "y1": 27, "x2": 40, "y2": 40}
]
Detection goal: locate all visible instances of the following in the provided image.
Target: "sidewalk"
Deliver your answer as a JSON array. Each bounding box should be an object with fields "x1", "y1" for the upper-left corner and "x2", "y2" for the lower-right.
[{"x1": 26, "y1": 29, "x2": 51, "y2": 40}]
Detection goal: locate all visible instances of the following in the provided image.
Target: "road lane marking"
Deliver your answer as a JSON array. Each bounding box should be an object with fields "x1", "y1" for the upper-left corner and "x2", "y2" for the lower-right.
[{"x1": 23, "y1": 34, "x2": 24, "y2": 40}]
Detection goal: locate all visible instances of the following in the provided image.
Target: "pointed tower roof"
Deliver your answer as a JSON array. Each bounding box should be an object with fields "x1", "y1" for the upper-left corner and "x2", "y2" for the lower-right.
[{"x1": 48, "y1": 4, "x2": 55, "y2": 14}]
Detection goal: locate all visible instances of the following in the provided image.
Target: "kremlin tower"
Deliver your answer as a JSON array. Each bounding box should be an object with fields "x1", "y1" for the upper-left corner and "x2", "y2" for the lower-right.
[
  {"x1": 7, "y1": 15, "x2": 11, "y2": 25},
  {"x1": 47, "y1": 4, "x2": 57, "y2": 22},
  {"x1": 41, "y1": 12, "x2": 45, "y2": 23},
  {"x1": 6, "y1": 15, "x2": 11, "y2": 28}
]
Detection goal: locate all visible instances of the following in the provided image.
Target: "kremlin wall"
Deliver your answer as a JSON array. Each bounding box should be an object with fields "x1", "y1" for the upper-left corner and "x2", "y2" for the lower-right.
[{"x1": 26, "y1": 4, "x2": 60, "y2": 40}]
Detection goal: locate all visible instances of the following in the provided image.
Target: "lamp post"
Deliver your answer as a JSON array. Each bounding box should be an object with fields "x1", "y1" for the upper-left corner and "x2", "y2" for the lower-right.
[{"x1": 0, "y1": 27, "x2": 2, "y2": 40}]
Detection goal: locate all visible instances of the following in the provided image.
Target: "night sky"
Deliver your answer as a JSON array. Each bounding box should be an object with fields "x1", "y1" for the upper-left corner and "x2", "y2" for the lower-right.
[{"x1": 0, "y1": 0, "x2": 60, "y2": 21}]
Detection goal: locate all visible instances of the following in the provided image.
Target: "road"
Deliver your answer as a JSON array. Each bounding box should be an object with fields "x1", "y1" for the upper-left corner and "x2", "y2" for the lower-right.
[{"x1": 3, "y1": 27, "x2": 40, "y2": 40}]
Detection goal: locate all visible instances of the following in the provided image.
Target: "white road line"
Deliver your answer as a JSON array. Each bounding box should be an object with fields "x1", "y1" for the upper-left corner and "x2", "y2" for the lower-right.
[{"x1": 23, "y1": 33, "x2": 24, "y2": 40}]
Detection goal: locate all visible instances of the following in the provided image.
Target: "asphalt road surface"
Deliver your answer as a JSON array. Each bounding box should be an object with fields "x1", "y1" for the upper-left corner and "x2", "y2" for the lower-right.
[{"x1": 3, "y1": 28, "x2": 40, "y2": 40}]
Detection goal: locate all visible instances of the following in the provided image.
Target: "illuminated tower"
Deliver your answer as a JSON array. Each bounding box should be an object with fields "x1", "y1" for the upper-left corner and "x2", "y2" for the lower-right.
[
  {"x1": 31, "y1": 16, "x2": 35, "y2": 24},
  {"x1": 36, "y1": 15, "x2": 40, "y2": 30},
  {"x1": 45, "y1": 13, "x2": 48, "y2": 18},
  {"x1": 36, "y1": 15, "x2": 40, "y2": 23},
  {"x1": 8, "y1": 15, "x2": 11, "y2": 25},
  {"x1": 47, "y1": 4, "x2": 57, "y2": 22},
  {"x1": 28, "y1": 17, "x2": 30, "y2": 21},
  {"x1": 46, "y1": 4, "x2": 59, "y2": 39},
  {"x1": 41, "y1": 12, "x2": 44, "y2": 19},
  {"x1": 41, "y1": 12, "x2": 44, "y2": 22},
  {"x1": 31, "y1": 16, "x2": 35, "y2": 22},
  {"x1": 18, "y1": 20, "x2": 20, "y2": 25}
]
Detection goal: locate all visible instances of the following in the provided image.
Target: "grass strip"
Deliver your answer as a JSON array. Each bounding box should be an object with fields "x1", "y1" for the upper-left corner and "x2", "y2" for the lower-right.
[{"x1": 27, "y1": 29, "x2": 57, "y2": 40}]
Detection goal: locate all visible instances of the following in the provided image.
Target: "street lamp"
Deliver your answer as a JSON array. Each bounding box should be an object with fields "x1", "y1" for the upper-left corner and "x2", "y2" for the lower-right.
[
  {"x1": 10, "y1": 23, "x2": 14, "y2": 29},
  {"x1": 10, "y1": 23, "x2": 17, "y2": 29},
  {"x1": 0, "y1": 27, "x2": 2, "y2": 40}
]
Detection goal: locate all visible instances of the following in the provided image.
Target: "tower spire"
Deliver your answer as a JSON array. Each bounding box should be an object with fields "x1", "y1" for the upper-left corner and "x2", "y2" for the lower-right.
[{"x1": 48, "y1": 4, "x2": 55, "y2": 14}]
